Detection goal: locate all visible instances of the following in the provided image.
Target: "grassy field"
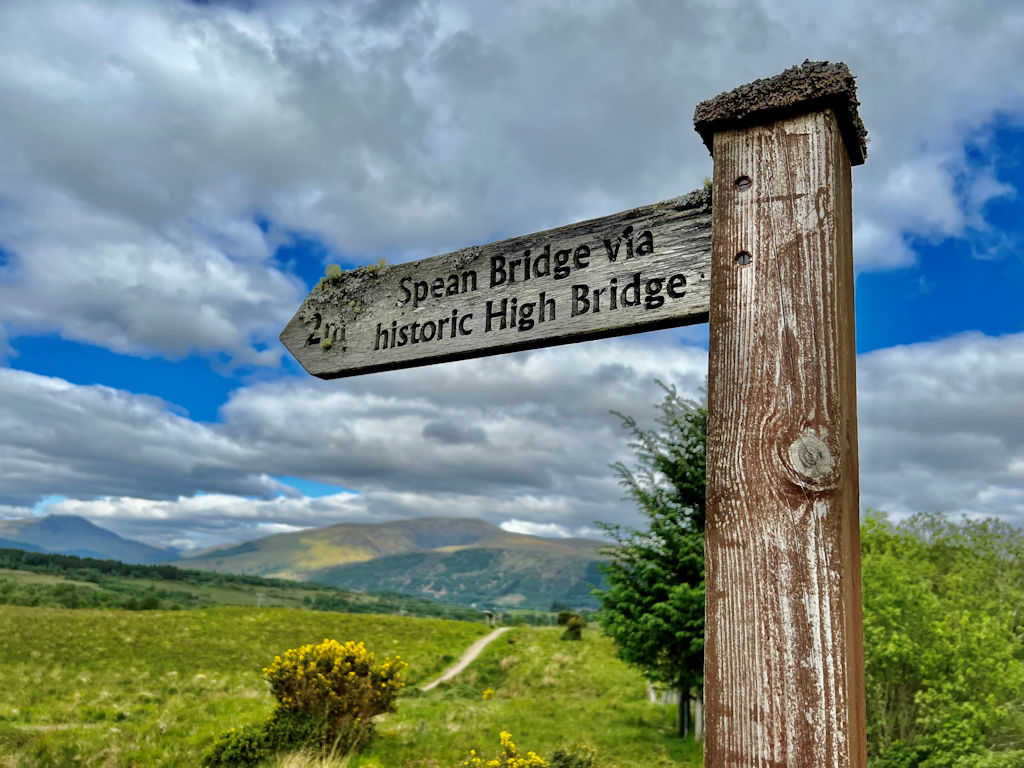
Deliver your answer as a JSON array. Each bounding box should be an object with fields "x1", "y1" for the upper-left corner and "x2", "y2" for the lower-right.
[
  {"x1": 0, "y1": 566, "x2": 328, "y2": 609},
  {"x1": 0, "y1": 550, "x2": 487, "y2": 621},
  {"x1": 359, "y1": 625, "x2": 702, "y2": 768},
  {"x1": 0, "y1": 605, "x2": 487, "y2": 766},
  {"x1": 0, "y1": 606, "x2": 701, "y2": 767}
]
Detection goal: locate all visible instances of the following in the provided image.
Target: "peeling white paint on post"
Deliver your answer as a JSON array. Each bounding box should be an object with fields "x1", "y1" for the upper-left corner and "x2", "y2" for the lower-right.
[
  {"x1": 695, "y1": 62, "x2": 868, "y2": 767},
  {"x1": 281, "y1": 193, "x2": 711, "y2": 379}
]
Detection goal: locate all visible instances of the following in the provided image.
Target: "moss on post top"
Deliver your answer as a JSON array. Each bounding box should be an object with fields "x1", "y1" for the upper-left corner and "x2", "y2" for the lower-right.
[{"x1": 693, "y1": 60, "x2": 868, "y2": 166}]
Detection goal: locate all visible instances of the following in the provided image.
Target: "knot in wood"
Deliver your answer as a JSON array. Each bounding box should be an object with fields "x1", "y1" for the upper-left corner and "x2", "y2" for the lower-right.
[{"x1": 788, "y1": 432, "x2": 834, "y2": 482}]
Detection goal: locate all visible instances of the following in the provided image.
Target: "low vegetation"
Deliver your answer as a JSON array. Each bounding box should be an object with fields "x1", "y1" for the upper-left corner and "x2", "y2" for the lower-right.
[
  {"x1": 2, "y1": 511, "x2": 1021, "y2": 767},
  {"x1": 0, "y1": 606, "x2": 698, "y2": 767},
  {"x1": 205, "y1": 639, "x2": 406, "y2": 765},
  {"x1": 0, "y1": 606, "x2": 488, "y2": 767},
  {"x1": 0, "y1": 548, "x2": 484, "y2": 621},
  {"x1": 356, "y1": 624, "x2": 701, "y2": 767}
]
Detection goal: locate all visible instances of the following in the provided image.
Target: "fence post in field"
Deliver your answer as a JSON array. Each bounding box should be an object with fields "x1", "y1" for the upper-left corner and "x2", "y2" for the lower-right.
[{"x1": 695, "y1": 61, "x2": 869, "y2": 768}]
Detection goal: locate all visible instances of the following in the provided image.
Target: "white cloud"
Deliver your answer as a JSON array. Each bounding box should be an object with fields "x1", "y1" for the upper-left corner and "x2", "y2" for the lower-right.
[
  {"x1": 1, "y1": 0, "x2": 1023, "y2": 361},
  {"x1": 4, "y1": 327, "x2": 1024, "y2": 549},
  {"x1": 0, "y1": 333, "x2": 708, "y2": 548},
  {"x1": 858, "y1": 331, "x2": 1024, "y2": 523},
  {"x1": 500, "y1": 519, "x2": 573, "y2": 539},
  {"x1": 1, "y1": 0, "x2": 1023, "y2": 554},
  {"x1": 0, "y1": 367, "x2": 279, "y2": 505},
  {"x1": 46, "y1": 492, "x2": 367, "y2": 552},
  {"x1": 2, "y1": 327, "x2": 1024, "y2": 548}
]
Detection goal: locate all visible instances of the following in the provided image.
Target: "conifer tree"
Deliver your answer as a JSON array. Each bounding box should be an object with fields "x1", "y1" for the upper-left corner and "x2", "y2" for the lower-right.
[{"x1": 595, "y1": 381, "x2": 706, "y2": 738}]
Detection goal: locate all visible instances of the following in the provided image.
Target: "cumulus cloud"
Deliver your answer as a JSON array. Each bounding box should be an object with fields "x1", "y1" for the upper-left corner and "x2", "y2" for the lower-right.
[
  {"x1": 8, "y1": 331, "x2": 1024, "y2": 552},
  {"x1": 1, "y1": 0, "x2": 1023, "y2": 362},
  {"x1": 0, "y1": 368, "x2": 282, "y2": 506},
  {"x1": 858, "y1": 332, "x2": 1024, "y2": 523},
  {"x1": 500, "y1": 519, "x2": 573, "y2": 539},
  {"x1": 0, "y1": 332, "x2": 708, "y2": 548},
  {"x1": 45, "y1": 492, "x2": 367, "y2": 553},
  {"x1": 1, "y1": 0, "x2": 1023, "y2": 553},
  {"x1": 4, "y1": 329, "x2": 1024, "y2": 549}
]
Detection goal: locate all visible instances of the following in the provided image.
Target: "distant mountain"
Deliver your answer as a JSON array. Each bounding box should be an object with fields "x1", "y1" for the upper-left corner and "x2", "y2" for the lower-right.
[
  {"x1": 0, "y1": 515, "x2": 175, "y2": 564},
  {"x1": 312, "y1": 545, "x2": 606, "y2": 611},
  {"x1": 181, "y1": 516, "x2": 609, "y2": 610},
  {"x1": 184, "y1": 516, "x2": 514, "y2": 579},
  {"x1": 0, "y1": 537, "x2": 44, "y2": 552}
]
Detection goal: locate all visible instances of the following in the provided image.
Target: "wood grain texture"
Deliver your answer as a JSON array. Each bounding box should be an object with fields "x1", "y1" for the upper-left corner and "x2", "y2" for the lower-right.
[
  {"x1": 280, "y1": 193, "x2": 711, "y2": 378},
  {"x1": 704, "y1": 109, "x2": 865, "y2": 768}
]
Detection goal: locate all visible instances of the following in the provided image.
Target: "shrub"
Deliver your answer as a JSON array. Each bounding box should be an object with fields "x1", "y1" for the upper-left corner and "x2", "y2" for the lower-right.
[
  {"x1": 955, "y1": 752, "x2": 1024, "y2": 768},
  {"x1": 551, "y1": 744, "x2": 599, "y2": 768},
  {"x1": 462, "y1": 733, "x2": 600, "y2": 768},
  {"x1": 204, "y1": 639, "x2": 406, "y2": 766},
  {"x1": 463, "y1": 731, "x2": 549, "y2": 767},
  {"x1": 562, "y1": 615, "x2": 586, "y2": 641},
  {"x1": 263, "y1": 638, "x2": 406, "y2": 752},
  {"x1": 204, "y1": 724, "x2": 266, "y2": 767}
]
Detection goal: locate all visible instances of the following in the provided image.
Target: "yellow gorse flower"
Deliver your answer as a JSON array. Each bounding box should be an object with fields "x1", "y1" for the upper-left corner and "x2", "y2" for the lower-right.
[
  {"x1": 262, "y1": 638, "x2": 407, "y2": 723},
  {"x1": 461, "y1": 731, "x2": 549, "y2": 768}
]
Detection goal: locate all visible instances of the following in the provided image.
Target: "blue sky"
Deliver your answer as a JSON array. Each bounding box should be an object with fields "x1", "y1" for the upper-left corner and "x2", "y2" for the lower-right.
[{"x1": 0, "y1": 0, "x2": 1022, "y2": 551}]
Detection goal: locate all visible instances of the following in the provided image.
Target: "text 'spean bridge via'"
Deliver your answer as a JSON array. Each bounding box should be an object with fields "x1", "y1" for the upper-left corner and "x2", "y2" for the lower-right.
[{"x1": 280, "y1": 188, "x2": 712, "y2": 379}]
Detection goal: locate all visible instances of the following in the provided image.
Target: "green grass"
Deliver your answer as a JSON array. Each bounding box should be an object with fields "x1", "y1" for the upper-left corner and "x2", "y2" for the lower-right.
[
  {"x1": 0, "y1": 605, "x2": 488, "y2": 767},
  {"x1": 0, "y1": 567, "x2": 327, "y2": 608},
  {"x1": 356, "y1": 626, "x2": 702, "y2": 768},
  {"x1": 0, "y1": 607, "x2": 701, "y2": 767}
]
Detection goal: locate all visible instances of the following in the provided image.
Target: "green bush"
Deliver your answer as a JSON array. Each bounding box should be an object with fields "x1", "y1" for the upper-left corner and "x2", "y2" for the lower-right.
[
  {"x1": 551, "y1": 744, "x2": 599, "y2": 767},
  {"x1": 204, "y1": 639, "x2": 406, "y2": 766},
  {"x1": 562, "y1": 615, "x2": 586, "y2": 641},
  {"x1": 955, "y1": 752, "x2": 1024, "y2": 768},
  {"x1": 204, "y1": 724, "x2": 266, "y2": 767}
]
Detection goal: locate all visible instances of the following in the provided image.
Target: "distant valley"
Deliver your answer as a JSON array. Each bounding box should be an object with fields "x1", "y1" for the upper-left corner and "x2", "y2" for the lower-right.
[
  {"x1": 0, "y1": 514, "x2": 609, "y2": 610},
  {"x1": 182, "y1": 516, "x2": 608, "y2": 610}
]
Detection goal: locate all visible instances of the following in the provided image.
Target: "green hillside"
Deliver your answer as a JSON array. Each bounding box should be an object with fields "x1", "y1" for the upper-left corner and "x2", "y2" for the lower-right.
[
  {"x1": 0, "y1": 514, "x2": 173, "y2": 563},
  {"x1": 314, "y1": 546, "x2": 606, "y2": 610},
  {"x1": 178, "y1": 517, "x2": 609, "y2": 609},
  {"x1": 0, "y1": 548, "x2": 484, "y2": 622},
  {"x1": 180, "y1": 517, "x2": 510, "y2": 578}
]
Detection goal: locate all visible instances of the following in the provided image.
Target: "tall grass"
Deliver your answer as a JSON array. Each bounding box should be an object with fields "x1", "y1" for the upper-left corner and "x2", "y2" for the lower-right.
[
  {"x1": 356, "y1": 626, "x2": 702, "y2": 767},
  {"x1": 0, "y1": 606, "x2": 700, "y2": 767},
  {"x1": 0, "y1": 605, "x2": 487, "y2": 767}
]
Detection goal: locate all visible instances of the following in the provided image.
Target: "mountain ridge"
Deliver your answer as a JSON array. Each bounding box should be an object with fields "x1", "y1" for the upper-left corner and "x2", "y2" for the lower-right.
[
  {"x1": 0, "y1": 513, "x2": 610, "y2": 609},
  {"x1": 0, "y1": 514, "x2": 175, "y2": 564},
  {"x1": 179, "y1": 516, "x2": 609, "y2": 610}
]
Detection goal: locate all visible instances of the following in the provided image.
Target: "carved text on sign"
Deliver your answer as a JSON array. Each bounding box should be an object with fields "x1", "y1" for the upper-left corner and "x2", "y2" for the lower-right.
[{"x1": 280, "y1": 190, "x2": 712, "y2": 378}]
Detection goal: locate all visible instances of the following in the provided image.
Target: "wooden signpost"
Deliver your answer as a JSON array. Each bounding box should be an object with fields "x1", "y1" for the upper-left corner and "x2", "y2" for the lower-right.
[{"x1": 281, "y1": 60, "x2": 868, "y2": 768}]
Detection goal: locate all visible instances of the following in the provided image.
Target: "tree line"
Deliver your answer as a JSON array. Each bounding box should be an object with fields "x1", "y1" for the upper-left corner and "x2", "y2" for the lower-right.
[
  {"x1": 0, "y1": 549, "x2": 485, "y2": 621},
  {"x1": 596, "y1": 384, "x2": 1024, "y2": 767}
]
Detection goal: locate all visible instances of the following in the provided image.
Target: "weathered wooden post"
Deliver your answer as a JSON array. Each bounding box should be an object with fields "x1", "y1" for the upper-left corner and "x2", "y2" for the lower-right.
[{"x1": 694, "y1": 62, "x2": 868, "y2": 767}]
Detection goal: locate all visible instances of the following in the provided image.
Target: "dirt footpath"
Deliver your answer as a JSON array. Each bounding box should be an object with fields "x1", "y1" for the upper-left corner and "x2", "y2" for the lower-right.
[{"x1": 421, "y1": 626, "x2": 510, "y2": 691}]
